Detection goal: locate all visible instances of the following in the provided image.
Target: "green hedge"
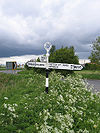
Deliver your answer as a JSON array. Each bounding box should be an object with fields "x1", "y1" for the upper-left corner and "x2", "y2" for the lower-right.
[{"x1": 84, "y1": 63, "x2": 100, "y2": 70}]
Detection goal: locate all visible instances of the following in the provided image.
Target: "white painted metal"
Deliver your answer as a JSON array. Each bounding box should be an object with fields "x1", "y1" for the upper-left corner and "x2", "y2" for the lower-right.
[
  {"x1": 27, "y1": 62, "x2": 83, "y2": 70},
  {"x1": 44, "y1": 42, "x2": 52, "y2": 70},
  {"x1": 44, "y1": 42, "x2": 52, "y2": 52},
  {"x1": 27, "y1": 62, "x2": 46, "y2": 68}
]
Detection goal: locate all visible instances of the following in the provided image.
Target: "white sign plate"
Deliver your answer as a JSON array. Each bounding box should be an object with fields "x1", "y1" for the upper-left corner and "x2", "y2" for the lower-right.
[{"x1": 27, "y1": 62, "x2": 83, "y2": 70}]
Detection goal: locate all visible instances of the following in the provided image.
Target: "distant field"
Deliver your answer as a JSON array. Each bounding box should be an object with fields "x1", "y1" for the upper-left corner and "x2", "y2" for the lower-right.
[
  {"x1": 75, "y1": 70, "x2": 100, "y2": 80},
  {"x1": 0, "y1": 67, "x2": 24, "y2": 70},
  {"x1": 0, "y1": 67, "x2": 6, "y2": 70}
]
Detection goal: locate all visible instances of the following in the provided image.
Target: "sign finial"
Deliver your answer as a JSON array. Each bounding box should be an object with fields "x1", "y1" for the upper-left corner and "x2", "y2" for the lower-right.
[{"x1": 44, "y1": 42, "x2": 52, "y2": 52}]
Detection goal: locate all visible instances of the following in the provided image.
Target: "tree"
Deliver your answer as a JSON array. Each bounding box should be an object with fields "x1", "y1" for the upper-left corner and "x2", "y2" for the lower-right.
[
  {"x1": 89, "y1": 37, "x2": 100, "y2": 64},
  {"x1": 50, "y1": 45, "x2": 56, "y2": 55},
  {"x1": 50, "y1": 46, "x2": 79, "y2": 64}
]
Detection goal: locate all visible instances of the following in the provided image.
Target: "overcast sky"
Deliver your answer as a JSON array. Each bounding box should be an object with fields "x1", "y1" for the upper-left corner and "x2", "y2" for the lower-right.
[{"x1": 0, "y1": 0, "x2": 100, "y2": 58}]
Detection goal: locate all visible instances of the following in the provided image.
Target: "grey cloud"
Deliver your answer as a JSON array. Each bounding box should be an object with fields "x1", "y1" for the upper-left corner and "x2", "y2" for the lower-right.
[{"x1": 0, "y1": 0, "x2": 100, "y2": 58}]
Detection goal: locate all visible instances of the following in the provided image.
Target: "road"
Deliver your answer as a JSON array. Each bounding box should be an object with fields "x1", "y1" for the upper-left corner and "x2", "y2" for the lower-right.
[
  {"x1": 87, "y1": 80, "x2": 100, "y2": 92},
  {"x1": 0, "y1": 70, "x2": 22, "y2": 74}
]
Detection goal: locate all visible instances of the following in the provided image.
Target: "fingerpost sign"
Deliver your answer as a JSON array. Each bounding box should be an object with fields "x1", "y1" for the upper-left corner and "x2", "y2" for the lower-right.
[{"x1": 27, "y1": 42, "x2": 83, "y2": 93}]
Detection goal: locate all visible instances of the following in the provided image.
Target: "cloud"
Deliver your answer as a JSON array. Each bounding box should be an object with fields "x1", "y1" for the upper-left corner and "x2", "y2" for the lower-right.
[
  {"x1": 0, "y1": 54, "x2": 41, "y2": 65},
  {"x1": 0, "y1": 0, "x2": 100, "y2": 58}
]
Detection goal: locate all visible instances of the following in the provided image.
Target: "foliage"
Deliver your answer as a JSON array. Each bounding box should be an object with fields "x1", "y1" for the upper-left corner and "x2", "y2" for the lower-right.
[
  {"x1": 50, "y1": 46, "x2": 79, "y2": 64},
  {"x1": 0, "y1": 71, "x2": 100, "y2": 132},
  {"x1": 75, "y1": 70, "x2": 100, "y2": 80},
  {"x1": 84, "y1": 63, "x2": 100, "y2": 70},
  {"x1": 37, "y1": 57, "x2": 40, "y2": 62},
  {"x1": 50, "y1": 45, "x2": 56, "y2": 55},
  {"x1": 89, "y1": 36, "x2": 100, "y2": 64}
]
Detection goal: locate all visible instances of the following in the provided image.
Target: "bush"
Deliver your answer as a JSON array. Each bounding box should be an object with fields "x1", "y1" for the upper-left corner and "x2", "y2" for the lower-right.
[{"x1": 84, "y1": 63, "x2": 100, "y2": 70}]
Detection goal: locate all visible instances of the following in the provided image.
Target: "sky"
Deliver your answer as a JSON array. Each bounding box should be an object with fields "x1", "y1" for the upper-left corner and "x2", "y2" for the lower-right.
[{"x1": 0, "y1": 0, "x2": 100, "y2": 59}]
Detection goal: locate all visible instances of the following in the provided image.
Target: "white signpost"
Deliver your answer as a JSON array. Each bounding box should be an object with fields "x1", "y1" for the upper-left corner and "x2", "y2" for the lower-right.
[
  {"x1": 27, "y1": 42, "x2": 83, "y2": 93},
  {"x1": 27, "y1": 62, "x2": 83, "y2": 71}
]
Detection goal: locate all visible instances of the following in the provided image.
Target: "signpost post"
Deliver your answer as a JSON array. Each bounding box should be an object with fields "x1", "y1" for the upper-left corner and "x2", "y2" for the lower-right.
[
  {"x1": 44, "y1": 42, "x2": 52, "y2": 93},
  {"x1": 27, "y1": 42, "x2": 83, "y2": 93}
]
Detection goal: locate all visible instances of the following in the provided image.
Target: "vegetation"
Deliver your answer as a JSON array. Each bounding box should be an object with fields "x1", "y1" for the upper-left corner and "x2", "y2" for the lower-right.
[
  {"x1": 75, "y1": 70, "x2": 100, "y2": 80},
  {"x1": 0, "y1": 70, "x2": 100, "y2": 132},
  {"x1": 0, "y1": 66, "x2": 6, "y2": 70},
  {"x1": 84, "y1": 63, "x2": 100, "y2": 70},
  {"x1": 37, "y1": 57, "x2": 40, "y2": 62},
  {"x1": 50, "y1": 46, "x2": 79, "y2": 64},
  {"x1": 89, "y1": 36, "x2": 100, "y2": 64},
  {"x1": 50, "y1": 45, "x2": 56, "y2": 55}
]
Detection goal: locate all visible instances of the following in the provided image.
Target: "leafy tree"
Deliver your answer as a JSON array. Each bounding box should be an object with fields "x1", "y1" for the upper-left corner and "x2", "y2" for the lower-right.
[
  {"x1": 50, "y1": 46, "x2": 79, "y2": 64},
  {"x1": 50, "y1": 45, "x2": 56, "y2": 55},
  {"x1": 89, "y1": 36, "x2": 100, "y2": 64}
]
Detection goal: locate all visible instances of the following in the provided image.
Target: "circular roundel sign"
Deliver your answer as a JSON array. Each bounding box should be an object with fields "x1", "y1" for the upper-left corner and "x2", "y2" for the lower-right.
[{"x1": 44, "y1": 42, "x2": 52, "y2": 51}]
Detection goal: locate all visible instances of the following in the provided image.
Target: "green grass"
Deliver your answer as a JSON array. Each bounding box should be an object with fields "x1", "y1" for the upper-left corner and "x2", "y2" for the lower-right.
[
  {"x1": 0, "y1": 67, "x2": 6, "y2": 70},
  {"x1": 75, "y1": 70, "x2": 100, "y2": 80},
  {"x1": 0, "y1": 70, "x2": 100, "y2": 132}
]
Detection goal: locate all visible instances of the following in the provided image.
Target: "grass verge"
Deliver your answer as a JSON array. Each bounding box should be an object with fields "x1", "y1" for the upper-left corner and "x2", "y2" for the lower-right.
[
  {"x1": 75, "y1": 70, "x2": 100, "y2": 80},
  {"x1": 0, "y1": 70, "x2": 100, "y2": 132}
]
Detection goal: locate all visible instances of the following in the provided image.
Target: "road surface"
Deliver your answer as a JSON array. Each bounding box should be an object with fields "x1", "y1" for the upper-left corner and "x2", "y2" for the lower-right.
[
  {"x1": 87, "y1": 80, "x2": 100, "y2": 92},
  {"x1": 0, "y1": 70, "x2": 22, "y2": 74}
]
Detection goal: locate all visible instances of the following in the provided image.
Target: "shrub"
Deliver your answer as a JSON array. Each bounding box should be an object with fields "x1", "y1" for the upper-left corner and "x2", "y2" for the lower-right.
[{"x1": 84, "y1": 63, "x2": 100, "y2": 70}]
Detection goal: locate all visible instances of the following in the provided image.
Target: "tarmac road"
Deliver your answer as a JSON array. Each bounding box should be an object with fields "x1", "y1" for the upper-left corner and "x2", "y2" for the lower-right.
[
  {"x1": 87, "y1": 79, "x2": 100, "y2": 93},
  {"x1": 0, "y1": 70, "x2": 22, "y2": 74}
]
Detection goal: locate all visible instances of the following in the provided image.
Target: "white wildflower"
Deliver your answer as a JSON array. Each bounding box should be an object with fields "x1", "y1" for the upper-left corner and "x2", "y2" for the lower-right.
[
  {"x1": 13, "y1": 103, "x2": 18, "y2": 107},
  {"x1": 58, "y1": 94, "x2": 65, "y2": 102},
  {"x1": 0, "y1": 113, "x2": 5, "y2": 116},
  {"x1": 4, "y1": 103, "x2": 7, "y2": 108},
  {"x1": 12, "y1": 113, "x2": 18, "y2": 118},
  {"x1": 39, "y1": 112, "x2": 42, "y2": 116},
  {"x1": 8, "y1": 106, "x2": 15, "y2": 112},
  {"x1": 4, "y1": 97, "x2": 8, "y2": 100},
  {"x1": 53, "y1": 127, "x2": 62, "y2": 133}
]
